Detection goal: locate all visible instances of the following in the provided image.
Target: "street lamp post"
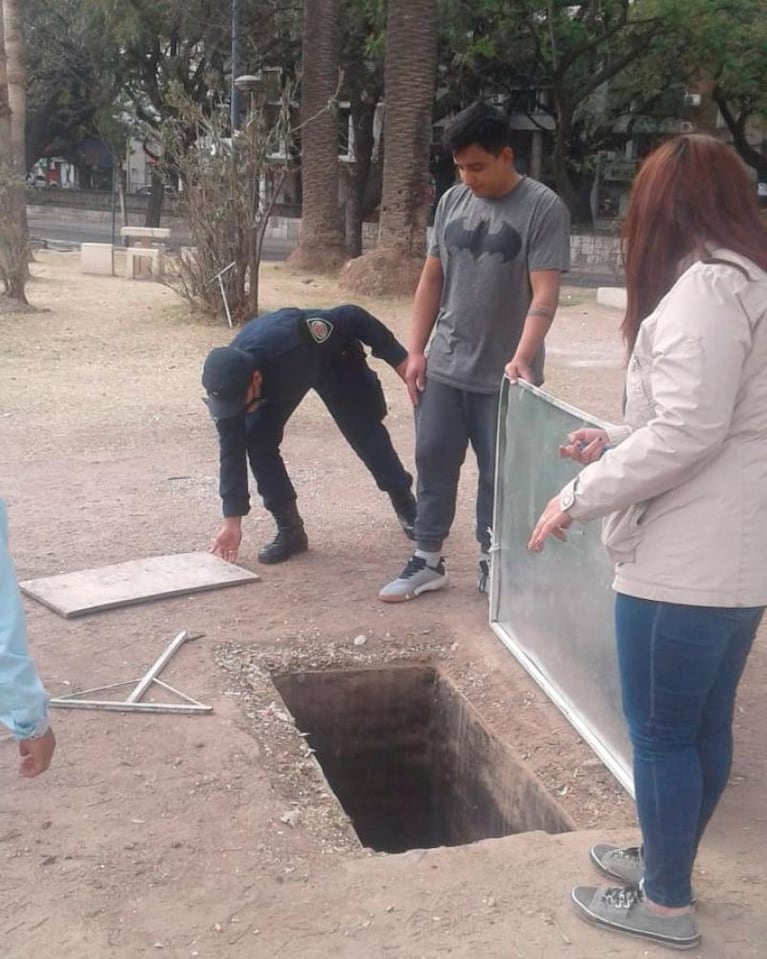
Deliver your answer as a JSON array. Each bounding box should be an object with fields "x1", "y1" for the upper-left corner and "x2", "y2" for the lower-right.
[
  {"x1": 234, "y1": 73, "x2": 265, "y2": 121},
  {"x1": 230, "y1": 0, "x2": 240, "y2": 132}
]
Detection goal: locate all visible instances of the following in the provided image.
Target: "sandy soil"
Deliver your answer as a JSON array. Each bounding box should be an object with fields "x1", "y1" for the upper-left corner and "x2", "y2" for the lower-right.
[{"x1": 0, "y1": 253, "x2": 765, "y2": 959}]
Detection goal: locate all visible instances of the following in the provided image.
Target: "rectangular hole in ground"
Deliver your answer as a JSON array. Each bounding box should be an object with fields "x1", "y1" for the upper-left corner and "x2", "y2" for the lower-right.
[{"x1": 272, "y1": 664, "x2": 572, "y2": 854}]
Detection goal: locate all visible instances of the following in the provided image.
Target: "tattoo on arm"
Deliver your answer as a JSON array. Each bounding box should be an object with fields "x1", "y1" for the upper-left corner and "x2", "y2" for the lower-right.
[{"x1": 526, "y1": 305, "x2": 556, "y2": 320}]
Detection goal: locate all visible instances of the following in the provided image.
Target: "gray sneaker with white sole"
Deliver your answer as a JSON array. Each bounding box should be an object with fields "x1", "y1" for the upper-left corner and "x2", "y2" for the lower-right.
[
  {"x1": 572, "y1": 884, "x2": 700, "y2": 951},
  {"x1": 378, "y1": 555, "x2": 448, "y2": 603},
  {"x1": 590, "y1": 844, "x2": 696, "y2": 904},
  {"x1": 590, "y1": 843, "x2": 644, "y2": 885}
]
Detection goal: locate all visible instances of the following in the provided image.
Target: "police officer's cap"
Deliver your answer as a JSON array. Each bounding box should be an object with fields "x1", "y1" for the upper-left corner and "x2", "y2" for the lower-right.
[{"x1": 202, "y1": 346, "x2": 255, "y2": 419}]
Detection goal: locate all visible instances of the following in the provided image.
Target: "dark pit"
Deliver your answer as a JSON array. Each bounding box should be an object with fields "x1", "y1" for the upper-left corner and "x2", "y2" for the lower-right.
[{"x1": 273, "y1": 664, "x2": 572, "y2": 853}]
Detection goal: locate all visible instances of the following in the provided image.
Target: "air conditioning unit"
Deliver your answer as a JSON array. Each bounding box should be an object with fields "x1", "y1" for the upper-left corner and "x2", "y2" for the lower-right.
[{"x1": 683, "y1": 92, "x2": 702, "y2": 107}]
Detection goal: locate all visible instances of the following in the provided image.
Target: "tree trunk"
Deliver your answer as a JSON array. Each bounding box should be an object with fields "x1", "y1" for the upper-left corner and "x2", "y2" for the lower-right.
[
  {"x1": 2, "y1": 0, "x2": 24, "y2": 172},
  {"x1": 0, "y1": 1, "x2": 27, "y2": 303},
  {"x1": 145, "y1": 168, "x2": 164, "y2": 228},
  {"x1": 571, "y1": 173, "x2": 595, "y2": 228},
  {"x1": 340, "y1": 0, "x2": 437, "y2": 295},
  {"x1": 3, "y1": 0, "x2": 29, "y2": 281},
  {"x1": 549, "y1": 90, "x2": 593, "y2": 226},
  {"x1": 0, "y1": 11, "x2": 10, "y2": 165},
  {"x1": 345, "y1": 95, "x2": 378, "y2": 258},
  {"x1": 712, "y1": 90, "x2": 767, "y2": 181},
  {"x1": 552, "y1": 98, "x2": 578, "y2": 215},
  {"x1": 287, "y1": 0, "x2": 347, "y2": 273},
  {"x1": 377, "y1": 0, "x2": 437, "y2": 256}
]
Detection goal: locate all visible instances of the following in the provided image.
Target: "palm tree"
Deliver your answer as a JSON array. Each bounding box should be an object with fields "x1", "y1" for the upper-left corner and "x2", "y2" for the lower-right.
[
  {"x1": 287, "y1": 0, "x2": 348, "y2": 272},
  {"x1": 0, "y1": 0, "x2": 28, "y2": 303},
  {"x1": 2, "y1": 0, "x2": 24, "y2": 172},
  {"x1": 377, "y1": 0, "x2": 437, "y2": 256},
  {"x1": 340, "y1": 0, "x2": 437, "y2": 294},
  {"x1": 0, "y1": 8, "x2": 9, "y2": 150}
]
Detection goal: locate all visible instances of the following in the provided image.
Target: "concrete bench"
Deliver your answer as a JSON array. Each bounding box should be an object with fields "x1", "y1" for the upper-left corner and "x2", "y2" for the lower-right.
[
  {"x1": 120, "y1": 226, "x2": 171, "y2": 247},
  {"x1": 80, "y1": 242, "x2": 115, "y2": 276},
  {"x1": 120, "y1": 226, "x2": 171, "y2": 279},
  {"x1": 125, "y1": 246, "x2": 164, "y2": 280}
]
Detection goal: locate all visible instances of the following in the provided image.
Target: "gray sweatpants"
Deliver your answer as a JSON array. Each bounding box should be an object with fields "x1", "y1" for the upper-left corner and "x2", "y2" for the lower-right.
[{"x1": 413, "y1": 377, "x2": 499, "y2": 554}]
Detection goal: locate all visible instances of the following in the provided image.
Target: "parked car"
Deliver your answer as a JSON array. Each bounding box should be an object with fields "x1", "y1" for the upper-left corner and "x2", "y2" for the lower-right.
[{"x1": 25, "y1": 172, "x2": 58, "y2": 188}]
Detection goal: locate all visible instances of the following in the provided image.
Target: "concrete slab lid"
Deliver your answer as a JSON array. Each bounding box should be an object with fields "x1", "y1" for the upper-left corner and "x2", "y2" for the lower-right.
[{"x1": 19, "y1": 551, "x2": 259, "y2": 618}]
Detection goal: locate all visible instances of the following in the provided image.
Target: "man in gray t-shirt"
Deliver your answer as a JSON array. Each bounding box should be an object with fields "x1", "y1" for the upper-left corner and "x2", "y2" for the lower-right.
[{"x1": 379, "y1": 101, "x2": 570, "y2": 603}]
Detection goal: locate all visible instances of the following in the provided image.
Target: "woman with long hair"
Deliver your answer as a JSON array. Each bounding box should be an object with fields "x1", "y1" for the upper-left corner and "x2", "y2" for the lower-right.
[{"x1": 530, "y1": 134, "x2": 767, "y2": 951}]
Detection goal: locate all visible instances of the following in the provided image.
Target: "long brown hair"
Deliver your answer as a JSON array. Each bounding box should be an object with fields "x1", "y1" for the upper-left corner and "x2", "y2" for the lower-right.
[{"x1": 621, "y1": 134, "x2": 767, "y2": 350}]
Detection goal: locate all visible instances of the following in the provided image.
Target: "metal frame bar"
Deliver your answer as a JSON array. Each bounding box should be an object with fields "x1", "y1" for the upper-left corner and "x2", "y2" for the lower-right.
[{"x1": 50, "y1": 631, "x2": 213, "y2": 715}]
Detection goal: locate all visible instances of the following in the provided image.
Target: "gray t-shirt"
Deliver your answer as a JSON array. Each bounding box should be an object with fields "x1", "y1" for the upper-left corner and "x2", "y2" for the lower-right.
[{"x1": 426, "y1": 177, "x2": 570, "y2": 393}]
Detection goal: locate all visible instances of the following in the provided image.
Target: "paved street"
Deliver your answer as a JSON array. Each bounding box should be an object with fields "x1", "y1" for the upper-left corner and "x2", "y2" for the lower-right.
[
  {"x1": 27, "y1": 211, "x2": 622, "y2": 286},
  {"x1": 27, "y1": 212, "x2": 294, "y2": 262},
  {"x1": 28, "y1": 212, "x2": 187, "y2": 249}
]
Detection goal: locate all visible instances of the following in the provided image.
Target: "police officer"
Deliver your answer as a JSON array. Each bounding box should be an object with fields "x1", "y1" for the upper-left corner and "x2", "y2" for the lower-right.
[{"x1": 202, "y1": 304, "x2": 417, "y2": 564}]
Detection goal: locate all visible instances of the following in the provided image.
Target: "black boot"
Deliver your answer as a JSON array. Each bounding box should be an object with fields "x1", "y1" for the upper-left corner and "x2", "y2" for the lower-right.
[
  {"x1": 388, "y1": 488, "x2": 417, "y2": 540},
  {"x1": 258, "y1": 505, "x2": 309, "y2": 564}
]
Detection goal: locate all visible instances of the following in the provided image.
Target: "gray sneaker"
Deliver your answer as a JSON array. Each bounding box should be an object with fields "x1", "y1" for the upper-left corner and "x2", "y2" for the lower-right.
[
  {"x1": 590, "y1": 843, "x2": 644, "y2": 885},
  {"x1": 378, "y1": 555, "x2": 448, "y2": 603},
  {"x1": 590, "y1": 844, "x2": 697, "y2": 904},
  {"x1": 572, "y1": 884, "x2": 700, "y2": 951}
]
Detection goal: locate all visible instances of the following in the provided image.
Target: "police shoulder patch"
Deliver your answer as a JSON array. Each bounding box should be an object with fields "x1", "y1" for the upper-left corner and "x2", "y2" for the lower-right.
[{"x1": 306, "y1": 316, "x2": 334, "y2": 344}]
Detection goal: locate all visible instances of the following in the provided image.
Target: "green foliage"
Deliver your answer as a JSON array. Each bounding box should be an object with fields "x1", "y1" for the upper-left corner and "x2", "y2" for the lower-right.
[
  {"x1": 654, "y1": 0, "x2": 767, "y2": 101},
  {"x1": 23, "y1": 0, "x2": 767, "y2": 226},
  {"x1": 340, "y1": 0, "x2": 384, "y2": 67},
  {"x1": 639, "y1": 0, "x2": 767, "y2": 172},
  {"x1": 435, "y1": 1, "x2": 666, "y2": 216},
  {"x1": 82, "y1": 0, "x2": 229, "y2": 127},
  {"x1": 24, "y1": 0, "x2": 110, "y2": 168},
  {"x1": 433, "y1": 0, "x2": 766, "y2": 211},
  {"x1": 24, "y1": 0, "x2": 302, "y2": 175},
  {"x1": 339, "y1": 0, "x2": 384, "y2": 92}
]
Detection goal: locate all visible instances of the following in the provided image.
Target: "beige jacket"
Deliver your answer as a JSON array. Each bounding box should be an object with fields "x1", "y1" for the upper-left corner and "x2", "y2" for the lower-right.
[{"x1": 560, "y1": 250, "x2": 767, "y2": 606}]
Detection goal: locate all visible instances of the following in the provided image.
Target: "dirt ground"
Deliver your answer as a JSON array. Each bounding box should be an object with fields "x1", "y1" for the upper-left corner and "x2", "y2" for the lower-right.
[{"x1": 1, "y1": 253, "x2": 765, "y2": 959}]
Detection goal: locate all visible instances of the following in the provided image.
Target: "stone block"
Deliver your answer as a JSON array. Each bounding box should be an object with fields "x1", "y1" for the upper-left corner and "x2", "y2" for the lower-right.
[
  {"x1": 80, "y1": 242, "x2": 115, "y2": 276},
  {"x1": 597, "y1": 287, "x2": 627, "y2": 310}
]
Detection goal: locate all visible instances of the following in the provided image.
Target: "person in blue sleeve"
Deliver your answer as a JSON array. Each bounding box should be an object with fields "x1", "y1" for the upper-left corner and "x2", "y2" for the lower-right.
[
  {"x1": 0, "y1": 501, "x2": 56, "y2": 777},
  {"x1": 202, "y1": 304, "x2": 417, "y2": 564}
]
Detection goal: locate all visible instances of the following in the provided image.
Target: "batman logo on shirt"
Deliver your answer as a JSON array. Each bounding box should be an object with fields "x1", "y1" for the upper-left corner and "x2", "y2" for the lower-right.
[{"x1": 445, "y1": 219, "x2": 522, "y2": 263}]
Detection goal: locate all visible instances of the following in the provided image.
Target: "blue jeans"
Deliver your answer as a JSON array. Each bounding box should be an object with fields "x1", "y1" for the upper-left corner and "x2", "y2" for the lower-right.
[{"x1": 615, "y1": 595, "x2": 764, "y2": 907}]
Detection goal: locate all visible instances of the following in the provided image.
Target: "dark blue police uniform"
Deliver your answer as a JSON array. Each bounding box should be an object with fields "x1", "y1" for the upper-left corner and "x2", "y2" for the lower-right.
[{"x1": 211, "y1": 305, "x2": 413, "y2": 522}]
